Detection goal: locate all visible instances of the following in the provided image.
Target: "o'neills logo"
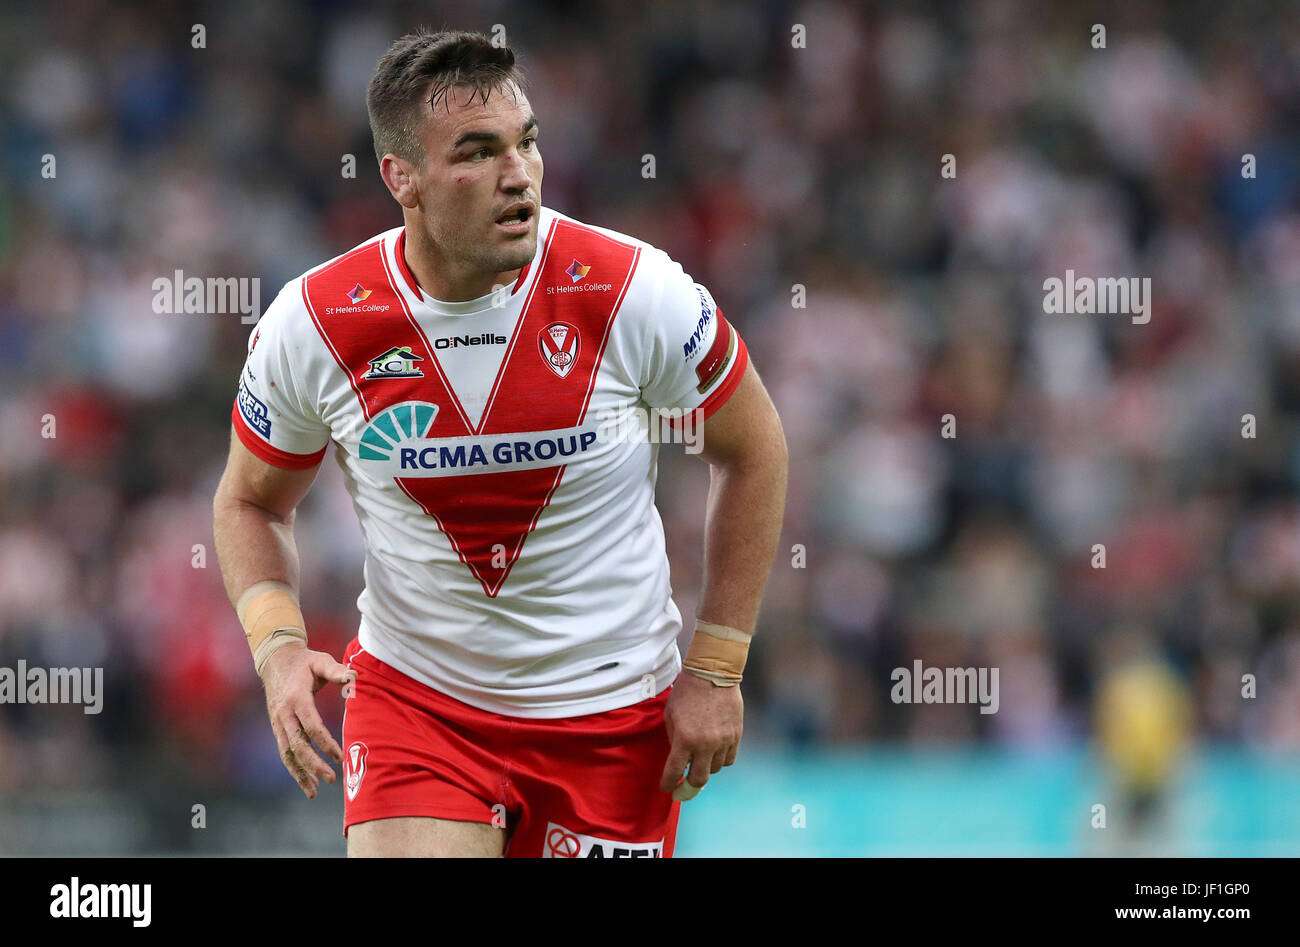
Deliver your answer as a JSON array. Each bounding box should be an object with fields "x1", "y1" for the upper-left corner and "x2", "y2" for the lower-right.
[{"x1": 433, "y1": 333, "x2": 507, "y2": 349}]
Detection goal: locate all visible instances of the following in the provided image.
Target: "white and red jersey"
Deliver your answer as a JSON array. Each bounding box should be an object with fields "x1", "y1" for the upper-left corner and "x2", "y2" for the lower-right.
[{"x1": 231, "y1": 206, "x2": 748, "y2": 717}]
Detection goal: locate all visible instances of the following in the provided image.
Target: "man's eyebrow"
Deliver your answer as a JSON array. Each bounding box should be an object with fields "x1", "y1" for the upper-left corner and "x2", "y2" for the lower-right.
[{"x1": 452, "y1": 115, "x2": 539, "y2": 150}]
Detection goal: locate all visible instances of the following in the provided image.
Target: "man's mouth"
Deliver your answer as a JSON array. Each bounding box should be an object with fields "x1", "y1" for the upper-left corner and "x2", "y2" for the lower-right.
[{"x1": 495, "y1": 204, "x2": 534, "y2": 232}]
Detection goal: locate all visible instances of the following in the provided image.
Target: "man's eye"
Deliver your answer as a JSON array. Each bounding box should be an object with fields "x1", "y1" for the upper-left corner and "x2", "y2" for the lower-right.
[
  {"x1": 473, "y1": 148, "x2": 491, "y2": 159},
  {"x1": 522, "y1": 137, "x2": 537, "y2": 150}
]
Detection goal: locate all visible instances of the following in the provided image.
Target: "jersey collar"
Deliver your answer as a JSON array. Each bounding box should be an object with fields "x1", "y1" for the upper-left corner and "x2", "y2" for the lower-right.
[{"x1": 393, "y1": 227, "x2": 535, "y2": 307}]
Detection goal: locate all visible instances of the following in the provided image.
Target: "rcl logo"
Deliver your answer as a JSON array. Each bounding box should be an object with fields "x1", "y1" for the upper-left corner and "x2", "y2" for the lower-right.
[{"x1": 541, "y1": 821, "x2": 663, "y2": 858}]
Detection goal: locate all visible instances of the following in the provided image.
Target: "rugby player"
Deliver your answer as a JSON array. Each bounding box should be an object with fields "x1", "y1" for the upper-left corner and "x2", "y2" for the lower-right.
[{"x1": 212, "y1": 29, "x2": 787, "y2": 857}]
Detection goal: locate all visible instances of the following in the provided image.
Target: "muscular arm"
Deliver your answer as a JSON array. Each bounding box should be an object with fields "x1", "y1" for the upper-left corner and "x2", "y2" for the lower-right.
[
  {"x1": 692, "y1": 361, "x2": 788, "y2": 632},
  {"x1": 658, "y1": 360, "x2": 786, "y2": 798},
  {"x1": 212, "y1": 426, "x2": 349, "y2": 797},
  {"x1": 212, "y1": 424, "x2": 319, "y2": 607}
]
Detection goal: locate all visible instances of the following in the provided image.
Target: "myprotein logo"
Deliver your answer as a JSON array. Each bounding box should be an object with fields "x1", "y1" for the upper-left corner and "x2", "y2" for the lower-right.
[
  {"x1": 541, "y1": 822, "x2": 663, "y2": 858},
  {"x1": 681, "y1": 284, "x2": 718, "y2": 359}
]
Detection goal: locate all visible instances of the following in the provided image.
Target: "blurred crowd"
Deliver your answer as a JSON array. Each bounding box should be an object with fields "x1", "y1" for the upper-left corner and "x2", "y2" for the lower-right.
[{"x1": 2, "y1": 0, "x2": 1300, "y2": 803}]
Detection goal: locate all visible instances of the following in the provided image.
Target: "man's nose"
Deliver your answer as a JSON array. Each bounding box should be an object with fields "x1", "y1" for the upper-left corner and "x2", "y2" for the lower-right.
[{"x1": 500, "y1": 148, "x2": 533, "y2": 189}]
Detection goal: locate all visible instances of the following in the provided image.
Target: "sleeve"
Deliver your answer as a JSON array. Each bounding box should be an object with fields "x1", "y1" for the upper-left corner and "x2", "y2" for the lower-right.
[
  {"x1": 231, "y1": 282, "x2": 332, "y2": 469},
  {"x1": 638, "y1": 250, "x2": 749, "y2": 421}
]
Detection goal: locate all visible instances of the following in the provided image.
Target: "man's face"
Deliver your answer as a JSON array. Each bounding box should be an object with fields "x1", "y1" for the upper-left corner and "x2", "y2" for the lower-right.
[{"x1": 412, "y1": 82, "x2": 542, "y2": 280}]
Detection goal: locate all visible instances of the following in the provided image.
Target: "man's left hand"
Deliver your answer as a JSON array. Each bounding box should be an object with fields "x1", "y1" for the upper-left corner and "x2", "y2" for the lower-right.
[{"x1": 658, "y1": 671, "x2": 743, "y2": 799}]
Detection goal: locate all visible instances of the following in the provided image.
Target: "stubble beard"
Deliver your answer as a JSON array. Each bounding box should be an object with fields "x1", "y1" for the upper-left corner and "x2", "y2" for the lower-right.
[{"x1": 435, "y1": 219, "x2": 537, "y2": 288}]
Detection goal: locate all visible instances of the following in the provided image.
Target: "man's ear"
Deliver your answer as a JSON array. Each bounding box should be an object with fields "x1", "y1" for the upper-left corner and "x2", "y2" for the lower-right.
[{"x1": 379, "y1": 154, "x2": 420, "y2": 209}]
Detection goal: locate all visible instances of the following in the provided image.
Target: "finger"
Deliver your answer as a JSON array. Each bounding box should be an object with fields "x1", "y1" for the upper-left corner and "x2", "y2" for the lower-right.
[
  {"x1": 659, "y1": 741, "x2": 691, "y2": 794},
  {"x1": 283, "y1": 731, "x2": 319, "y2": 795},
  {"x1": 723, "y1": 742, "x2": 738, "y2": 767},
  {"x1": 272, "y1": 715, "x2": 317, "y2": 797},
  {"x1": 671, "y1": 750, "x2": 713, "y2": 801},
  {"x1": 671, "y1": 762, "x2": 702, "y2": 801},
  {"x1": 709, "y1": 748, "x2": 727, "y2": 775},
  {"x1": 277, "y1": 711, "x2": 320, "y2": 796},
  {"x1": 310, "y1": 651, "x2": 356, "y2": 694},
  {"x1": 285, "y1": 709, "x2": 334, "y2": 783},
  {"x1": 685, "y1": 749, "x2": 712, "y2": 789},
  {"x1": 295, "y1": 696, "x2": 344, "y2": 767}
]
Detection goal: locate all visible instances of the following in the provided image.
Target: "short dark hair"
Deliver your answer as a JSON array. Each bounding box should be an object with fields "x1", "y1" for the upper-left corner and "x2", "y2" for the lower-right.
[{"x1": 366, "y1": 29, "x2": 527, "y2": 166}]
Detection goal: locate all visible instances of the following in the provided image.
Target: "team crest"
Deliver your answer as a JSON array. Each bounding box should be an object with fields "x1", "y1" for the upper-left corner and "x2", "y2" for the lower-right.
[
  {"x1": 344, "y1": 741, "x2": 369, "y2": 801},
  {"x1": 538, "y1": 322, "x2": 581, "y2": 379}
]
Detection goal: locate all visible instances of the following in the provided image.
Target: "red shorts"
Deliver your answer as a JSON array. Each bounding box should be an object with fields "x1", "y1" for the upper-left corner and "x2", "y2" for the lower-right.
[{"x1": 340, "y1": 638, "x2": 682, "y2": 857}]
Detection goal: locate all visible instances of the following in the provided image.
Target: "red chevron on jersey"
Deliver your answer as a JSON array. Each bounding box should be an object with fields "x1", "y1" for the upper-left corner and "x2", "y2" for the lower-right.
[
  {"x1": 303, "y1": 221, "x2": 641, "y2": 596},
  {"x1": 233, "y1": 205, "x2": 751, "y2": 717}
]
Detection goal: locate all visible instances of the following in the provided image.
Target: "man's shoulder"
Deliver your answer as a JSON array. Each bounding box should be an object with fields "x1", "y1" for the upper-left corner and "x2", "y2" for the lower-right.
[
  {"x1": 541, "y1": 206, "x2": 672, "y2": 272},
  {"x1": 302, "y1": 225, "x2": 403, "y2": 280},
  {"x1": 540, "y1": 210, "x2": 686, "y2": 330},
  {"x1": 260, "y1": 227, "x2": 403, "y2": 332},
  {"x1": 292, "y1": 226, "x2": 402, "y2": 295}
]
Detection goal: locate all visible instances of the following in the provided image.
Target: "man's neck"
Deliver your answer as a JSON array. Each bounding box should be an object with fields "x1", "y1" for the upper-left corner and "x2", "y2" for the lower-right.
[{"x1": 402, "y1": 223, "x2": 521, "y2": 303}]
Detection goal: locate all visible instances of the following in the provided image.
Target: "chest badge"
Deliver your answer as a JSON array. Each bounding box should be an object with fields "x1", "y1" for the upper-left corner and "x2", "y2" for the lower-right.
[{"x1": 538, "y1": 322, "x2": 581, "y2": 379}]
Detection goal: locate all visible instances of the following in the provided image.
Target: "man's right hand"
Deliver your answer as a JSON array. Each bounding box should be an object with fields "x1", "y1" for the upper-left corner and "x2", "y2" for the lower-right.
[{"x1": 262, "y1": 642, "x2": 355, "y2": 798}]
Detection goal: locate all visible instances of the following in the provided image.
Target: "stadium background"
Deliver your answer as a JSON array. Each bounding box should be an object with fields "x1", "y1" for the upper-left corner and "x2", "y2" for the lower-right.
[{"x1": 2, "y1": 0, "x2": 1300, "y2": 855}]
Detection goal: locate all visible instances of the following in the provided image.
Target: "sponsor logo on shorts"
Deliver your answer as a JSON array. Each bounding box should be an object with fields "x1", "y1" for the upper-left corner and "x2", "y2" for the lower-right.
[
  {"x1": 541, "y1": 821, "x2": 663, "y2": 858},
  {"x1": 345, "y1": 741, "x2": 369, "y2": 801}
]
